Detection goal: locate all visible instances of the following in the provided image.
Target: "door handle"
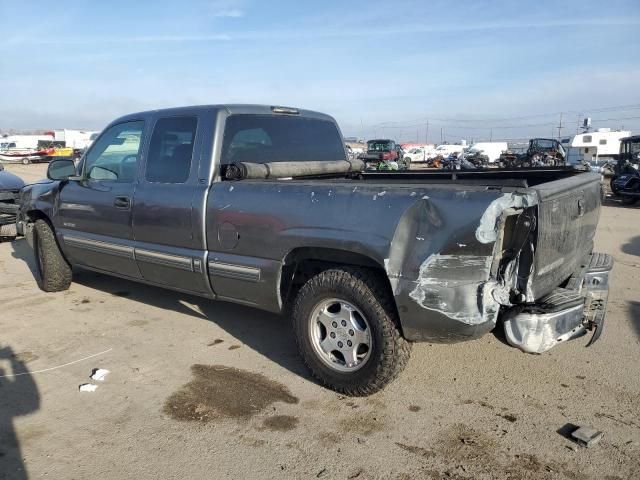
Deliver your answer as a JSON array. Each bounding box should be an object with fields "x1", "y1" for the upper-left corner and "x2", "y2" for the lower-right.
[{"x1": 114, "y1": 196, "x2": 131, "y2": 209}]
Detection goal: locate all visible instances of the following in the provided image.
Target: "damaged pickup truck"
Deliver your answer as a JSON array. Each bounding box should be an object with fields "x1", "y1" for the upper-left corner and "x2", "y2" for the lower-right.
[{"x1": 17, "y1": 105, "x2": 612, "y2": 395}]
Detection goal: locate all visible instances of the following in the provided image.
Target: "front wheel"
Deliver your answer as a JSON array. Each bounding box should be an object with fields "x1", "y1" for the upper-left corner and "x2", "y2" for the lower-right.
[
  {"x1": 621, "y1": 195, "x2": 639, "y2": 205},
  {"x1": 33, "y1": 219, "x2": 72, "y2": 292},
  {"x1": 21, "y1": 157, "x2": 30, "y2": 165},
  {"x1": 292, "y1": 267, "x2": 411, "y2": 396}
]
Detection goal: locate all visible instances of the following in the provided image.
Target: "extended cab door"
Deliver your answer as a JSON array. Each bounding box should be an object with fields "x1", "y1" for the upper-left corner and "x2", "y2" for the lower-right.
[
  {"x1": 56, "y1": 120, "x2": 145, "y2": 278},
  {"x1": 131, "y1": 112, "x2": 214, "y2": 295}
]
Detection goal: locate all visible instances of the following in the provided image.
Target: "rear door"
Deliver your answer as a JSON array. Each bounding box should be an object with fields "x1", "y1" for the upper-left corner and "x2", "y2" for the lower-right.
[
  {"x1": 131, "y1": 112, "x2": 213, "y2": 295},
  {"x1": 56, "y1": 120, "x2": 145, "y2": 278}
]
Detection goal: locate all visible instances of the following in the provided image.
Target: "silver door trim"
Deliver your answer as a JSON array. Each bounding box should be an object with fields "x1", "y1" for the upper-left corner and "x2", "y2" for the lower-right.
[
  {"x1": 135, "y1": 248, "x2": 194, "y2": 272},
  {"x1": 63, "y1": 235, "x2": 134, "y2": 259},
  {"x1": 208, "y1": 261, "x2": 261, "y2": 282}
]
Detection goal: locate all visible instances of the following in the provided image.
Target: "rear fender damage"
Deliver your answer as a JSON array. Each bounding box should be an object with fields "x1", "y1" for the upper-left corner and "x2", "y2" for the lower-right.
[{"x1": 390, "y1": 191, "x2": 538, "y2": 340}]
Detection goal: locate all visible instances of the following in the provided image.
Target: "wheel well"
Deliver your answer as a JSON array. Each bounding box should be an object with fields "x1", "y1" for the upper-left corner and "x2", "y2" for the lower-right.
[
  {"x1": 280, "y1": 247, "x2": 394, "y2": 311},
  {"x1": 26, "y1": 210, "x2": 50, "y2": 223}
]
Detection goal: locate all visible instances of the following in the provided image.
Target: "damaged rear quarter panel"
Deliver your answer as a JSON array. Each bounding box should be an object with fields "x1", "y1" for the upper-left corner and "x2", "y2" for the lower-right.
[{"x1": 388, "y1": 190, "x2": 536, "y2": 342}]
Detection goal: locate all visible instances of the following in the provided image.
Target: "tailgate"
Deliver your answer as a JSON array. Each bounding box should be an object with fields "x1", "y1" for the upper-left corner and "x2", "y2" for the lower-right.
[{"x1": 528, "y1": 172, "x2": 601, "y2": 299}]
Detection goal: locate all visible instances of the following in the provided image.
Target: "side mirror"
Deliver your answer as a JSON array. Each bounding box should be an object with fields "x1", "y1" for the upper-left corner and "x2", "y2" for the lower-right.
[{"x1": 47, "y1": 159, "x2": 77, "y2": 181}]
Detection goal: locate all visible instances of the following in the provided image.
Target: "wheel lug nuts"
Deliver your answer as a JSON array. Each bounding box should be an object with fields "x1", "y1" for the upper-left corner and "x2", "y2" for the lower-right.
[
  {"x1": 347, "y1": 340, "x2": 352, "y2": 347},
  {"x1": 332, "y1": 321, "x2": 338, "y2": 328},
  {"x1": 349, "y1": 329, "x2": 354, "y2": 336},
  {"x1": 330, "y1": 332, "x2": 336, "y2": 338},
  {"x1": 337, "y1": 341, "x2": 343, "y2": 348},
  {"x1": 341, "y1": 320, "x2": 347, "y2": 326}
]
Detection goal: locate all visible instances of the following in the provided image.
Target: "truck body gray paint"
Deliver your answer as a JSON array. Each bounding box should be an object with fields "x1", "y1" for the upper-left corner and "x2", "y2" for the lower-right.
[{"x1": 18, "y1": 104, "x2": 606, "y2": 344}]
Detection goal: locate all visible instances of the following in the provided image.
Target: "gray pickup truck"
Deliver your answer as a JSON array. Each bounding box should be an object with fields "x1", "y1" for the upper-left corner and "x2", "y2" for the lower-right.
[{"x1": 18, "y1": 104, "x2": 612, "y2": 395}]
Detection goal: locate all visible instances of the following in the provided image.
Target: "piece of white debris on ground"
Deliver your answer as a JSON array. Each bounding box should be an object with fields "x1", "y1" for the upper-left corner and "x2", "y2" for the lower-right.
[
  {"x1": 79, "y1": 383, "x2": 98, "y2": 392},
  {"x1": 90, "y1": 368, "x2": 110, "y2": 381}
]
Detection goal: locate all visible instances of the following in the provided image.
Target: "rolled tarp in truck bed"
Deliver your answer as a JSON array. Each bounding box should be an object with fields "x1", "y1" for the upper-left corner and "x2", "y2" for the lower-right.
[{"x1": 224, "y1": 159, "x2": 365, "y2": 180}]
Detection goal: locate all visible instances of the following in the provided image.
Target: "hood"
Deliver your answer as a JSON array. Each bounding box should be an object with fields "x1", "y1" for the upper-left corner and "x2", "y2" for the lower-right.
[{"x1": 0, "y1": 170, "x2": 25, "y2": 191}]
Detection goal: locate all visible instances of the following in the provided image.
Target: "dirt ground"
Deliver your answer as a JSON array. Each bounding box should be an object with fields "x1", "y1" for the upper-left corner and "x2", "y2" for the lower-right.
[{"x1": 1, "y1": 163, "x2": 639, "y2": 480}]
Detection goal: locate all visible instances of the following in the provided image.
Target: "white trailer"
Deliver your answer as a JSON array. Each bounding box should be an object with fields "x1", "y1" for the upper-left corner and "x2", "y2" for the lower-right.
[
  {"x1": 52, "y1": 129, "x2": 99, "y2": 149},
  {"x1": 0, "y1": 134, "x2": 54, "y2": 151}
]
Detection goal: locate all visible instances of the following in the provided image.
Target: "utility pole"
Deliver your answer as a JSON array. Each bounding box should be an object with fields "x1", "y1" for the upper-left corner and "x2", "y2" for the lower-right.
[
  {"x1": 440, "y1": 127, "x2": 443, "y2": 143},
  {"x1": 576, "y1": 114, "x2": 582, "y2": 134},
  {"x1": 426, "y1": 120, "x2": 429, "y2": 144},
  {"x1": 360, "y1": 118, "x2": 364, "y2": 141},
  {"x1": 557, "y1": 112, "x2": 563, "y2": 139},
  {"x1": 416, "y1": 128, "x2": 419, "y2": 142},
  {"x1": 489, "y1": 128, "x2": 493, "y2": 141}
]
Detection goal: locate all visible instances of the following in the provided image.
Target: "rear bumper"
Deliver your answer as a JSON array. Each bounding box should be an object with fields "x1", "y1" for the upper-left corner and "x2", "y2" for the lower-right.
[{"x1": 503, "y1": 252, "x2": 612, "y2": 354}]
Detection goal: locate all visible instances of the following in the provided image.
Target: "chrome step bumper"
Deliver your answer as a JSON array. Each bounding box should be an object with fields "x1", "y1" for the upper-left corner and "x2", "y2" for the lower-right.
[{"x1": 503, "y1": 252, "x2": 613, "y2": 354}]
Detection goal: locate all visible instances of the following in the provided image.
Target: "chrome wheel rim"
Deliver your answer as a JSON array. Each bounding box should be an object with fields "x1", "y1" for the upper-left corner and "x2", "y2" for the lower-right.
[{"x1": 309, "y1": 298, "x2": 372, "y2": 372}]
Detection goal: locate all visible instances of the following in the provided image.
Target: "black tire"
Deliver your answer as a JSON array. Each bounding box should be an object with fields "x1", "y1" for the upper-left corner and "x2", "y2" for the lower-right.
[
  {"x1": 21, "y1": 157, "x2": 30, "y2": 165},
  {"x1": 33, "y1": 219, "x2": 72, "y2": 292},
  {"x1": 610, "y1": 176, "x2": 619, "y2": 195},
  {"x1": 621, "y1": 195, "x2": 639, "y2": 205},
  {"x1": 292, "y1": 267, "x2": 411, "y2": 396}
]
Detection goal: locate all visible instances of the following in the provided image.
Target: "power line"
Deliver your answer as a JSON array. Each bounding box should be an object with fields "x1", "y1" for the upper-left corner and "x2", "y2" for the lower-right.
[{"x1": 366, "y1": 103, "x2": 640, "y2": 128}]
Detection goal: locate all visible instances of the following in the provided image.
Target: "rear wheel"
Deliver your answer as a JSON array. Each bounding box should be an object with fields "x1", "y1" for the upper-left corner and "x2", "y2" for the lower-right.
[
  {"x1": 33, "y1": 219, "x2": 72, "y2": 292},
  {"x1": 621, "y1": 195, "x2": 638, "y2": 205},
  {"x1": 292, "y1": 267, "x2": 411, "y2": 396},
  {"x1": 21, "y1": 157, "x2": 30, "y2": 165}
]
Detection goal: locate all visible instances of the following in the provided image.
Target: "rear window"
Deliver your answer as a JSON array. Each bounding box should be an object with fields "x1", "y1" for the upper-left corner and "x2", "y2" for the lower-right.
[
  {"x1": 221, "y1": 115, "x2": 345, "y2": 164},
  {"x1": 367, "y1": 140, "x2": 393, "y2": 152}
]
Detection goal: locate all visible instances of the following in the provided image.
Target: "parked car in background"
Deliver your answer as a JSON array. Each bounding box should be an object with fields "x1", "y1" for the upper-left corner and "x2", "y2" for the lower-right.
[
  {"x1": 432, "y1": 144, "x2": 465, "y2": 158},
  {"x1": 360, "y1": 139, "x2": 408, "y2": 170},
  {"x1": 0, "y1": 162, "x2": 24, "y2": 239},
  {"x1": 403, "y1": 146, "x2": 437, "y2": 163}
]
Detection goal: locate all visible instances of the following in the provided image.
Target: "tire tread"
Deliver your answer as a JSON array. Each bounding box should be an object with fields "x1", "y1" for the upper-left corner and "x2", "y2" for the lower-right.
[
  {"x1": 34, "y1": 219, "x2": 72, "y2": 292},
  {"x1": 292, "y1": 266, "x2": 411, "y2": 396}
]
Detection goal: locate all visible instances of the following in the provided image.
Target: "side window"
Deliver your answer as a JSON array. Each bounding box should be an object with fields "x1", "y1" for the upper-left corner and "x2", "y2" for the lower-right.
[
  {"x1": 599, "y1": 139, "x2": 607, "y2": 145},
  {"x1": 85, "y1": 121, "x2": 144, "y2": 183},
  {"x1": 146, "y1": 116, "x2": 198, "y2": 183},
  {"x1": 583, "y1": 135, "x2": 592, "y2": 143}
]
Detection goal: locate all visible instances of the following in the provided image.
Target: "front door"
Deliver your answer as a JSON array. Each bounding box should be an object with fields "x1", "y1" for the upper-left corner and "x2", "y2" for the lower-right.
[{"x1": 57, "y1": 120, "x2": 145, "y2": 278}]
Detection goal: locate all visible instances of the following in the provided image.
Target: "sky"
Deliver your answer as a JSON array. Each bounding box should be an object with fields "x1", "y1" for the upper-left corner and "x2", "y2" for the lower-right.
[{"x1": 1, "y1": 0, "x2": 640, "y2": 142}]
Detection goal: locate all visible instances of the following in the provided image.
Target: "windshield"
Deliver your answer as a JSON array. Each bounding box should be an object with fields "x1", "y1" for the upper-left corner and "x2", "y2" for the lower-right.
[
  {"x1": 531, "y1": 139, "x2": 556, "y2": 149},
  {"x1": 367, "y1": 141, "x2": 392, "y2": 152},
  {"x1": 620, "y1": 140, "x2": 640, "y2": 163}
]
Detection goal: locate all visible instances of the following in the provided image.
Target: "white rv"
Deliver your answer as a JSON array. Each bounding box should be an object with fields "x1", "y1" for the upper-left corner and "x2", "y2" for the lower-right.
[{"x1": 565, "y1": 129, "x2": 631, "y2": 167}]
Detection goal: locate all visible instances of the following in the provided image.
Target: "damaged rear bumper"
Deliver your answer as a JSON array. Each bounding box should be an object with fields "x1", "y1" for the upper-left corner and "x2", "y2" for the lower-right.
[{"x1": 503, "y1": 252, "x2": 612, "y2": 353}]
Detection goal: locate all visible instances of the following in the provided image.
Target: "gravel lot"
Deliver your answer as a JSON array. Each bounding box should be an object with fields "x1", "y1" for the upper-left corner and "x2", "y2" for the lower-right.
[{"x1": 1, "y1": 163, "x2": 639, "y2": 480}]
